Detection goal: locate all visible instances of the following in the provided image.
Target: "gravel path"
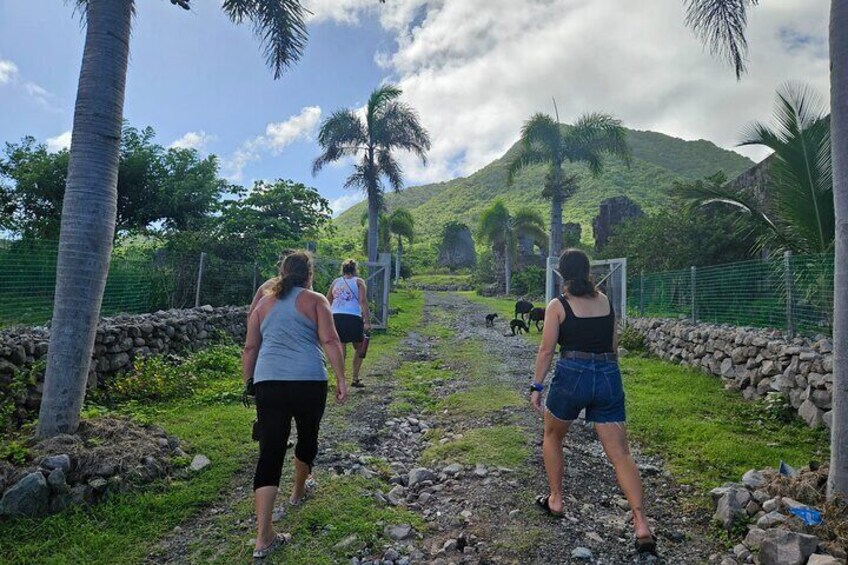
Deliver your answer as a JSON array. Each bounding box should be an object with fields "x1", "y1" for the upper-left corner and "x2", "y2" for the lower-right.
[{"x1": 145, "y1": 291, "x2": 721, "y2": 564}]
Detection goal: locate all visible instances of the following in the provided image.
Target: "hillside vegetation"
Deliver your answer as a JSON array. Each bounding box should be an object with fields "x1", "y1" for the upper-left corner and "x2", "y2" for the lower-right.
[{"x1": 334, "y1": 129, "x2": 754, "y2": 245}]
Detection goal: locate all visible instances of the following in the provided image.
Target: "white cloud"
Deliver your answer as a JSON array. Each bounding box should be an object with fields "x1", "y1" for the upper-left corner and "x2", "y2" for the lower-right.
[
  {"x1": 0, "y1": 59, "x2": 18, "y2": 84},
  {"x1": 170, "y1": 130, "x2": 215, "y2": 151},
  {"x1": 45, "y1": 130, "x2": 71, "y2": 152},
  {"x1": 309, "y1": 0, "x2": 829, "y2": 182},
  {"x1": 329, "y1": 193, "x2": 364, "y2": 217},
  {"x1": 223, "y1": 106, "x2": 322, "y2": 181}
]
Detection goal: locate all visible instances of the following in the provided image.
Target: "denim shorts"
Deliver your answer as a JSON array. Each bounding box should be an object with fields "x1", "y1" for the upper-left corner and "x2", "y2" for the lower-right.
[{"x1": 545, "y1": 358, "x2": 626, "y2": 423}]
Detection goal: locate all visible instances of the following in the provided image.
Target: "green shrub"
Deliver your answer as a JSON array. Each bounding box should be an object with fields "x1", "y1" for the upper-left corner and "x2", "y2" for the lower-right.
[
  {"x1": 618, "y1": 324, "x2": 646, "y2": 353},
  {"x1": 760, "y1": 392, "x2": 795, "y2": 423},
  {"x1": 511, "y1": 266, "x2": 545, "y2": 297},
  {"x1": 0, "y1": 362, "x2": 41, "y2": 434}
]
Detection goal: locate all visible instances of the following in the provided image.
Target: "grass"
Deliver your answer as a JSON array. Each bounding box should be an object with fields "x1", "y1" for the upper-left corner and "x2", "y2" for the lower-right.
[
  {"x1": 621, "y1": 356, "x2": 829, "y2": 490},
  {"x1": 441, "y1": 385, "x2": 523, "y2": 416},
  {"x1": 389, "y1": 360, "x2": 453, "y2": 416},
  {"x1": 407, "y1": 273, "x2": 471, "y2": 287},
  {"x1": 0, "y1": 289, "x2": 427, "y2": 565},
  {"x1": 421, "y1": 425, "x2": 529, "y2": 469}
]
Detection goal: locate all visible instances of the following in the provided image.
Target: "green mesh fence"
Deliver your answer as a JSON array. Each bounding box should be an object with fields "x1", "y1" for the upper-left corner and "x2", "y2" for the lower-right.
[
  {"x1": 629, "y1": 252, "x2": 834, "y2": 336},
  {"x1": 0, "y1": 240, "x2": 259, "y2": 328}
]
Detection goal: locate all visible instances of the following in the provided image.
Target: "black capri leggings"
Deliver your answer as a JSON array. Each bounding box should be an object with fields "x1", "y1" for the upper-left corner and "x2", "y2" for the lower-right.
[{"x1": 253, "y1": 380, "x2": 328, "y2": 490}]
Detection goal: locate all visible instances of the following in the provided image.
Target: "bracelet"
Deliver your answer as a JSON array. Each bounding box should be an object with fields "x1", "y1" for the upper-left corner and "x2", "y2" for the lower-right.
[{"x1": 529, "y1": 382, "x2": 544, "y2": 393}]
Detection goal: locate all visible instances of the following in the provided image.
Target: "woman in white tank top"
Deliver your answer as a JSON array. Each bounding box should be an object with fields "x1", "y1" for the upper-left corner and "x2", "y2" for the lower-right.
[{"x1": 327, "y1": 259, "x2": 371, "y2": 388}]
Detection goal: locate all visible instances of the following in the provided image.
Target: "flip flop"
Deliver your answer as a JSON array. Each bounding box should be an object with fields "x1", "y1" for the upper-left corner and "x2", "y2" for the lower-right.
[
  {"x1": 635, "y1": 534, "x2": 658, "y2": 555},
  {"x1": 351, "y1": 380, "x2": 366, "y2": 388},
  {"x1": 535, "y1": 495, "x2": 564, "y2": 518},
  {"x1": 252, "y1": 532, "x2": 290, "y2": 559},
  {"x1": 289, "y1": 476, "x2": 318, "y2": 506}
]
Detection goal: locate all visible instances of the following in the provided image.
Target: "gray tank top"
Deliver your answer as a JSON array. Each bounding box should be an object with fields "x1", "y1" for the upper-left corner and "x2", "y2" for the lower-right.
[{"x1": 253, "y1": 287, "x2": 328, "y2": 383}]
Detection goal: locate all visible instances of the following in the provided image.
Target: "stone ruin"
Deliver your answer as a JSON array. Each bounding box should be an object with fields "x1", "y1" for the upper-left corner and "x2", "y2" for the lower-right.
[{"x1": 592, "y1": 196, "x2": 644, "y2": 250}]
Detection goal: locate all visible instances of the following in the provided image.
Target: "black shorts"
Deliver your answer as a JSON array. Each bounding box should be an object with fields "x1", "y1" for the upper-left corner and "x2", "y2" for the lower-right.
[{"x1": 333, "y1": 314, "x2": 364, "y2": 344}]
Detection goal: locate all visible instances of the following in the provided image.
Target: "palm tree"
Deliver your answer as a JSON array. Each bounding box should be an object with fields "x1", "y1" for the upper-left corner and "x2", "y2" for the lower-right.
[
  {"x1": 507, "y1": 112, "x2": 630, "y2": 262},
  {"x1": 684, "y1": 0, "x2": 848, "y2": 500},
  {"x1": 478, "y1": 200, "x2": 547, "y2": 295},
  {"x1": 388, "y1": 208, "x2": 414, "y2": 283},
  {"x1": 679, "y1": 83, "x2": 833, "y2": 255},
  {"x1": 37, "y1": 0, "x2": 309, "y2": 438},
  {"x1": 313, "y1": 85, "x2": 430, "y2": 263},
  {"x1": 359, "y1": 209, "x2": 391, "y2": 256}
]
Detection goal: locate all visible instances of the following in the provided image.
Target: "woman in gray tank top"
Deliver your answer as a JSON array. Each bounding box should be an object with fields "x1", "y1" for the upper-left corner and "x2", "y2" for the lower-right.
[{"x1": 242, "y1": 251, "x2": 348, "y2": 559}]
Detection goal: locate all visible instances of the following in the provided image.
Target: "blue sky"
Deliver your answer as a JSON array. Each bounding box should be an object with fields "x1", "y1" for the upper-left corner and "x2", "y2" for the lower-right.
[{"x1": 0, "y1": 0, "x2": 830, "y2": 216}]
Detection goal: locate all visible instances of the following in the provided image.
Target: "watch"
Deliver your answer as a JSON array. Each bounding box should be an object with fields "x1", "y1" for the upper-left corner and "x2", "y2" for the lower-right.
[{"x1": 529, "y1": 382, "x2": 544, "y2": 393}]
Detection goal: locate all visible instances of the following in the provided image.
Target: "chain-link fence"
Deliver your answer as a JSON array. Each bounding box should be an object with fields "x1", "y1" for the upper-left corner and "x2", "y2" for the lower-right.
[
  {"x1": 630, "y1": 252, "x2": 834, "y2": 336},
  {"x1": 0, "y1": 240, "x2": 259, "y2": 328}
]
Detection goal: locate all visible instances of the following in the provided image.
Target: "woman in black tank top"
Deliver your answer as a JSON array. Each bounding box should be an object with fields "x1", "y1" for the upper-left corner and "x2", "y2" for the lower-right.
[{"x1": 530, "y1": 249, "x2": 656, "y2": 555}]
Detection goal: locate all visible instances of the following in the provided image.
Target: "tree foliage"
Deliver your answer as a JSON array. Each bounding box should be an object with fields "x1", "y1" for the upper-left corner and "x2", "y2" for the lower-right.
[{"x1": 0, "y1": 125, "x2": 226, "y2": 239}]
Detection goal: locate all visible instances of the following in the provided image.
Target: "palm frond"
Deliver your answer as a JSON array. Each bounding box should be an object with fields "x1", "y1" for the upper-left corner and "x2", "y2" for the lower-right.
[
  {"x1": 222, "y1": 0, "x2": 308, "y2": 79},
  {"x1": 377, "y1": 149, "x2": 403, "y2": 192},
  {"x1": 565, "y1": 112, "x2": 630, "y2": 175},
  {"x1": 684, "y1": 0, "x2": 758, "y2": 79},
  {"x1": 312, "y1": 109, "x2": 366, "y2": 175},
  {"x1": 507, "y1": 146, "x2": 548, "y2": 185},
  {"x1": 375, "y1": 100, "x2": 431, "y2": 162},
  {"x1": 507, "y1": 113, "x2": 561, "y2": 185},
  {"x1": 389, "y1": 208, "x2": 415, "y2": 242}
]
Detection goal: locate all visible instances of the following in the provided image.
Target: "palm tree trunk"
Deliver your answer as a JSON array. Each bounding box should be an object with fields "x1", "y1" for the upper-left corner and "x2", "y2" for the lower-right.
[
  {"x1": 367, "y1": 192, "x2": 380, "y2": 263},
  {"x1": 828, "y1": 0, "x2": 848, "y2": 500},
  {"x1": 550, "y1": 192, "x2": 563, "y2": 259},
  {"x1": 37, "y1": 0, "x2": 133, "y2": 438}
]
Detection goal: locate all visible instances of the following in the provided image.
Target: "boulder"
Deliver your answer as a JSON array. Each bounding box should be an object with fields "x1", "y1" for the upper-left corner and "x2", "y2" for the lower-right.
[
  {"x1": 0, "y1": 472, "x2": 49, "y2": 518},
  {"x1": 799, "y1": 399, "x2": 824, "y2": 428},
  {"x1": 742, "y1": 469, "x2": 766, "y2": 489},
  {"x1": 408, "y1": 467, "x2": 436, "y2": 488},
  {"x1": 190, "y1": 454, "x2": 211, "y2": 472},
  {"x1": 714, "y1": 487, "x2": 751, "y2": 530},
  {"x1": 385, "y1": 524, "x2": 412, "y2": 541},
  {"x1": 758, "y1": 530, "x2": 818, "y2": 565},
  {"x1": 743, "y1": 527, "x2": 766, "y2": 551},
  {"x1": 40, "y1": 454, "x2": 72, "y2": 474},
  {"x1": 807, "y1": 555, "x2": 844, "y2": 565}
]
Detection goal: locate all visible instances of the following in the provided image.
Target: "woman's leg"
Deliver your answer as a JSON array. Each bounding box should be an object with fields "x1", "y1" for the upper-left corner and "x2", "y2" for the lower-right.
[
  {"x1": 352, "y1": 341, "x2": 364, "y2": 383},
  {"x1": 594, "y1": 423, "x2": 652, "y2": 538},
  {"x1": 290, "y1": 382, "x2": 328, "y2": 503},
  {"x1": 253, "y1": 383, "x2": 292, "y2": 550},
  {"x1": 542, "y1": 410, "x2": 571, "y2": 513}
]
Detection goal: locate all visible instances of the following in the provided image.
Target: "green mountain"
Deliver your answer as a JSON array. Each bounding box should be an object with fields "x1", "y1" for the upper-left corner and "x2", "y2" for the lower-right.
[{"x1": 334, "y1": 129, "x2": 754, "y2": 245}]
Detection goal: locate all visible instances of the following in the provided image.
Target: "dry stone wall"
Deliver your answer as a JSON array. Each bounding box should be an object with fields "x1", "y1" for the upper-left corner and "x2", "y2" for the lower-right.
[
  {"x1": 0, "y1": 305, "x2": 247, "y2": 417},
  {"x1": 629, "y1": 318, "x2": 833, "y2": 429}
]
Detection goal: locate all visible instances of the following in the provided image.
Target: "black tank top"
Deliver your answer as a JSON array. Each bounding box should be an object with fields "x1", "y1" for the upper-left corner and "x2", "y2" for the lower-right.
[{"x1": 557, "y1": 295, "x2": 615, "y2": 354}]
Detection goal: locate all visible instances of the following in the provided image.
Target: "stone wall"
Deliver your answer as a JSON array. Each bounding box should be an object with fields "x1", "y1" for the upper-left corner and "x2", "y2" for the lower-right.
[
  {"x1": 630, "y1": 318, "x2": 833, "y2": 429},
  {"x1": 0, "y1": 306, "x2": 247, "y2": 418}
]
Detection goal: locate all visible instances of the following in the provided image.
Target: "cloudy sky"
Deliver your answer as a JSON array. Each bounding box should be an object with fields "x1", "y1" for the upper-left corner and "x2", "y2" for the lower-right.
[{"x1": 0, "y1": 0, "x2": 829, "y2": 216}]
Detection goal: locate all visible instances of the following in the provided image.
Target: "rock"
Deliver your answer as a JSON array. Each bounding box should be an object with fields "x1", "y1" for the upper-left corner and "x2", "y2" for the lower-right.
[
  {"x1": 383, "y1": 548, "x2": 400, "y2": 561},
  {"x1": 762, "y1": 498, "x2": 780, "y2": 513},
  {"x1": 47, "y1": 469, "x2": 69, "y2": 494},
  {"x1": 741, "y1": 469, "x2": 766, "y2": 489},
  {"x1": 714, "y1": 487, "x2": 751, "y2": 530},
  {"x1": 757, "y1": 510, "x2": 788, "y2": 528},
  {"x1": 442, "y1": 539, "x2": 458, "y2": 552},
  {"x1": 386, "y1": 485, "x2": 406, "y2": 506},
  {"x1": 0, "y1": 472, "x2": 49, "y2": 518},
  {"x1": 385, "y1": 524, "x2": 412, "y2": 541},
  {"x1": 190, "y1": 454, "x2": 211, "y2": 472},
  {"x1": 48, "y1": 492, "x2": 72, "y2": 514},
  {"x1": 807, "y1": 555, "x2": 843, "y2": 565},
  {"x1": 443, "y1": 463, "x2": 463, "y2": 476},
  {"x1": 334, "y1": 534, "x2": 360, "y2": 550},
  {"x1": 407, "y1": 468, "x2": 436, "y2": 488},
  {"x1": 473, "y1": 464, "x2": 488, "y2": 478},
  {"x1": 733, "y1": 543, "x2": 751, "y2": 561},
  {"x1": 571, "y1": 547, "x2": 593, "y2": 560},
  {"x1": 592, "y1": 196, "x2": 644, "y2": 250},
  {"x1": 758, "y1": 530, "x2": 818, "y2": 565},
  {"x1": 89, "y1": 477, "x2": 108, "y2": 495},
  {"x1": 744, "y1": 528, "x2": 766, "y2": 551},
  {"x1": 437, "y1": 224, "x2": 477, "y2": 270},
  {"x1": 40, "y1": 454, "x2": 72, "y2": 473},
  {"x1": 799, "y1": 399, "x2": 824, "y2": 427},
  {"x1": 639, "y1": 464, "x2": 662, "y2": 476},
  {"x1": 824, "y1": 410, "x2": 834, "y2": 430}
]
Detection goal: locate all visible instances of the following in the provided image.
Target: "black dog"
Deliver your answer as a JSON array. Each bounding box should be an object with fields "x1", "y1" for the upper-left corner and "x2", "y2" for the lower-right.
[
  {"x1": 515, "y1": 299, "x2": 533, "y2": 321},
  {"x1": 485, "y1": 313, "x2": 498, "y2": 327},
  {"x1": 528, "y1": 307, "x2": 545, "y2": 331},
  {"x1": 510, "y1": 319, "x2": 530, "y2": 335}
]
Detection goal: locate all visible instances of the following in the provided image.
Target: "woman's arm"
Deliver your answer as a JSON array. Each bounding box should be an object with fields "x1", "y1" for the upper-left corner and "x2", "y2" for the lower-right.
[
  {"x1": 326, "y1": 280, "x2": 334, "y2": 304},
  {"x1": 315, "y1": 294, "x2": 348, "y2": 403},
  {"x1": 242, "y1": 307, "x2": 263, "y2": 385},
  {"x1": 358, "y1": 279, "x2": 372, "y2": 331},
  {"x1": 249, "y1": 279, "x2": 275, "y2": 317},
  {"x1": 531, "y1": 299, "x2": 564, "y2": 412}
]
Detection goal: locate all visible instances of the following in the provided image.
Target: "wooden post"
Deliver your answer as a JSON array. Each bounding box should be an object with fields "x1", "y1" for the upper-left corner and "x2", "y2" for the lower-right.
[{"x1": 194, "y1": 252, "x2": 207, "y2": 308}]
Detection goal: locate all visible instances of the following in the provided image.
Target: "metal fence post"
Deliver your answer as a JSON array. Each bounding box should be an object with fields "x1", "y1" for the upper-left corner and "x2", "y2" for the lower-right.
[
  {"x1": 690, "y1": 266, "x2": 697, "y2": 323},
  {"x1": 252, "y1": 262, "x2": 260, "y2": 294},
  {"x1": 194, "y1": 252, "x2": 207, "y2": 308},
  {"x1": 784, "y1": 250, "x2": 796, "y2": 337},
  {"x1": 639, "y1": 271, "x2": 645, "y2": 316}
]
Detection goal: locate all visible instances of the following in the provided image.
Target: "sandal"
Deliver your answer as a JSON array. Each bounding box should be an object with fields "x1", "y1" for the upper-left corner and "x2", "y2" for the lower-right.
[
  {"x1": 351, "y1": 380, "x2": 366, "y2": 388},
  {"x1": 535, "y1": 495, "x2": 564, "y2": 518},
  {"x1": 253, "y1": 532, "x2": 289, "y2": 559},
  {"x1": 289, "y1": 476, "x2": 318, "y2": 506},
  {"x1": 635, "y1": 534, "x2": 658, "y2": 555}
]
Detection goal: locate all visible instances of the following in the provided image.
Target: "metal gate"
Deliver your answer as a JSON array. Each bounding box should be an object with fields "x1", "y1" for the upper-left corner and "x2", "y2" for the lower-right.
[
  {"x1": 364, "y1": 253, "x2": 392, "y2": 330},
  {"x1": 546, "y1": 256, "x2": 628, "y2": 321}
]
